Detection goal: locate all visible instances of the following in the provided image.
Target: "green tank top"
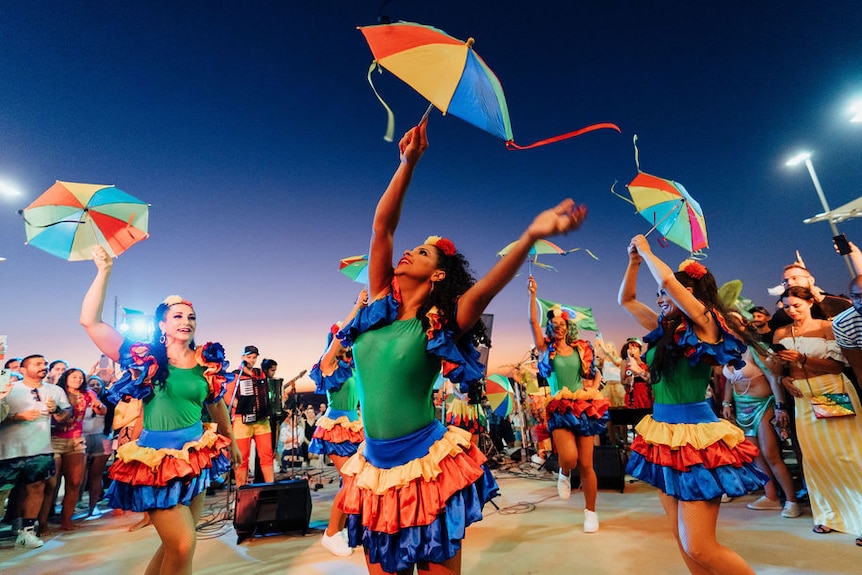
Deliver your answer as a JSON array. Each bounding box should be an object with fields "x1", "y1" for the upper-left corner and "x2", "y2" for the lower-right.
[
  {"x1": 548, "y1": 351, "x2": 583, "y2": 394},
  {"x1": 143, "y1": 364, "x2": 208, "y2": 431},
  {"x1": 352, "y1": 318, "x2": 438, "y2": 439},
  {"x1": 645, "y1": 348, "x2": 711, "y2": 405},
  {"x1": 328, "y1": 373, "x2": 359, "y2": 412}
]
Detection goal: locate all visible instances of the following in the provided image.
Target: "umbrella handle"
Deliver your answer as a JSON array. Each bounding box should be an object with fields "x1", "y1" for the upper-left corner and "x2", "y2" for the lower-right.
[
  {"x1": 419, "y1": 102, "x2": 434, "y2": 124},
  {"x1": 643, "y1": 199, "x2": 685, "y2": 238}
]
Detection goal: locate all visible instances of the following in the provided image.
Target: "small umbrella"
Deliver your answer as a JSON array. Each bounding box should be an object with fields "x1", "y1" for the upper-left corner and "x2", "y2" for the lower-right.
[
  {"x1": 497, "y1": 238, "x2": 596, "y2": 275},
  {"x1": 339, "y1": 254, "x2": 369, "y2": 284},
  {"x1": 486, "y1": 373, "x2": 514, "y2": 418},
  {"x1": 358, "y1": 21, "x2": 620, "y2": 147},
  {"x1": 615, "y1": 136, "x2": 708, "y2": 256},
  {"x1": 20, "y1": 181, "x2": 148, "y2": 261}
]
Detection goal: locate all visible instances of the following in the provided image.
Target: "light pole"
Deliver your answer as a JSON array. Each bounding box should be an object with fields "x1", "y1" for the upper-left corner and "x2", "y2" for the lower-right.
[{"x1": 786, "y1": 152, "x2": 855, "y2": 277}]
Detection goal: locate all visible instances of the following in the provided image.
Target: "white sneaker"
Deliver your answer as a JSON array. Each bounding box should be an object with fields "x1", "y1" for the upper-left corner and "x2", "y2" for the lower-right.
[
  {"x1": 720, "y1": 493, "x2": 733, "y2": 503},
  {"x1": 321, "y1": 529, "x2": 352, "y2": 557},
  {"x1": 16, "y1": 526, "x2": 44, "y2": 549},
  {"x1": 747, "y1": 495, "x2": 783, "y2": 511},
  {"x1": 556, "y1": 469, "x2": 571, "y2": 500},
  {"x1": 584, "y1": 509, "x2": 599, "y2": 533},
  {"x1": 782, "y1": 501, "x2": 802, "y2": 518}
]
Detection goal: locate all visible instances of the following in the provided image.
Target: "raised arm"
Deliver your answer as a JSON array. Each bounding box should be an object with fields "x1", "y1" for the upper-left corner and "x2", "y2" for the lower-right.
[
  {"x1": 618, "y1": 241, "x2": 659, "y2": 331},
  {"x1": 527, "y1": 276, "x2": 548, "y2": 353},
  {"x1": 630, "y1": 235, "x2": 718, "y2": 342},
  {"x1": 456, "y1": 199, "x2": 586, "y2": 332},
  {"x1": 80, "y1": 246, "x2": 124, "y2": 361},
  {"x1": 367, "y1": 121, "x2": 429, "y2": 299},
  {"x1": 318, "y1": 289, "x2": 368, "y2": 376}
]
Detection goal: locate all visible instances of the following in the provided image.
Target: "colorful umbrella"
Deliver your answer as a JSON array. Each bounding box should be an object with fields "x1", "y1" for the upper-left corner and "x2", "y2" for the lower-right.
[
  {"x1": 485, "y1": 374, "x2": 513, "y2": 418},
  {"x1": 358, "y1": 21, "x2": 620, "y2": 147},
  {"x1": 497, "y1": 238, "x2": 596, "y2": 274},
  {"x1": 20, "y1": 181, "x2": 148, "y2": 261},
  {"x1": 614, "y1": 136, "x2": 708, "y2": 256},
  {"x1": 339, "y1": 254, "x2": 369, "y2": 284}
]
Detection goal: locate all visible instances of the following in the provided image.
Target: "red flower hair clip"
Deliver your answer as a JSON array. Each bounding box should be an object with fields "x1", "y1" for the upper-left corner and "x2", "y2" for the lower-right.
[
  {"x1": 678, "y1": 259, "x2": 707, "y2": 280},
  {"x1": 425, "y1": 235, "x2": 457, "y2": 257}
]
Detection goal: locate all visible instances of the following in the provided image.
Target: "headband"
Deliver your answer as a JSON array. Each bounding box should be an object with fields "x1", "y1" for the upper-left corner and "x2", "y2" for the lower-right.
[
  {"x1": 162, "y1": 294, "x2": 194, "y2": 310},
  {"x1": 424, "y1": 235, "x2": 457, "y2": 257}
]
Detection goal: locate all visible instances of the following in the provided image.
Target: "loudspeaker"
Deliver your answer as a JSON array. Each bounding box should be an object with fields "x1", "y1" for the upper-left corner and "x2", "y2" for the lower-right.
[
  {"x1": 568, "y1": 446, "x2": 628, "y2": 493},
  {"x1": 234, "y1": 479, "x2": 312, "y2": 543}
]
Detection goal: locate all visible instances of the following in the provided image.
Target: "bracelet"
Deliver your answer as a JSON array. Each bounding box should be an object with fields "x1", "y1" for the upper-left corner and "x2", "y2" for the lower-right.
[
  {"x1": 774, "y1": 402, "x2": 786, "y2": 410},
  {"x1": 721, "y1": 401, "x2": 733, "y2": 408}
]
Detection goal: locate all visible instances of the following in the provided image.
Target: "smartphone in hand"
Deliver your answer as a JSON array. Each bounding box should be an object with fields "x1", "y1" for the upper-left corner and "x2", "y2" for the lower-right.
[{"x1": 833, "y1": 233, "x2": 852, "y2": 255}]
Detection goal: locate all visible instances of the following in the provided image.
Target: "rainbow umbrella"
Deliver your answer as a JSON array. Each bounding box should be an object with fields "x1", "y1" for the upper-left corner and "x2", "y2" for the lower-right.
[
  {"x1": 339, "y1": 254, "x2": 369, "y2": 284},
  {"x1": 358, "y1": 21, "x2": 620, "y2": 147},
  {"x1": 497, "y1": 238, "x2": 596, "y2": 274},
  {"x1": 486, "y1": 373, "x2": 513, "y2": 418},
  {"x1": 20, "y1": 181, "x2": 148, "y2": 261}
]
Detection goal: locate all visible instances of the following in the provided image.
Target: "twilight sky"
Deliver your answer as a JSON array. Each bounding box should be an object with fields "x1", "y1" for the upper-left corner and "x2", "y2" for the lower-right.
[{"x1": 2, "y1": 1, "x2": 862, "y2": 387}]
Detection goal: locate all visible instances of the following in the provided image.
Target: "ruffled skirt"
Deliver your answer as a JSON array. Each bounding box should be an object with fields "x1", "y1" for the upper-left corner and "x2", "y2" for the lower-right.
[
  {"x1": 445, "y1": 396, "x2": 487, "y2": 434},
  {"x1": 339, "y1": 420, "x2": 499, "y2": 573},
  {"x1": 106, "y1": 422, "x2": 232, "y2": 511},
  {"x1": 309, "y1": 409, "x2": 364, "y2": 457},
  {"x1": 626, "y1": 401, "x2": 768, "y2": 501},
  {"x1": 546, "y1": 387, "x2": 610, "y2": 437}
]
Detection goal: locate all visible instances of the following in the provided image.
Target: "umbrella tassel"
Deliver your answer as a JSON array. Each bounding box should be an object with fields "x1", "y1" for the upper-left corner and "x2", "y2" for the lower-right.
[
  {"x1": 366, "y1": 61, "x2": 396, "y2": 142},
  {"x1": 504, "y1": 122, "x2": 621, "y2": 150},
  {"x1": 633, "y1": 134, "x2": 641, "y2": 172},
  {"x1": 609, "y1": 180, "x2": 634, "y2": 205}
]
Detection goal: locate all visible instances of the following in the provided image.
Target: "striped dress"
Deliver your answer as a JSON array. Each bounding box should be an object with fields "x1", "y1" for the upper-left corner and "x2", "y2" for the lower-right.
[{"x1": 778, "y1": 335, "x2": 862, "y2": 535}]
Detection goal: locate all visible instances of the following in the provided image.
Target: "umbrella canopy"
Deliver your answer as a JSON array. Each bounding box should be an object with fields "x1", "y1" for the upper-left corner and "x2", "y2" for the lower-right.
[
  {"x1": 358, "y1": 21, "x2": 620, "y2": 148},
  {"x1": 486, "y1": 373, "x2": 513, "y2": 417},
  {"x1": 497, "y1": 238, "x2": 595, "y2": 273},
  {"x1": 627, "y1": 172, "x2": 708, "y2": 256},
  {"x1": 20, "y1": 181, "x2": 148, "y2": 261},
  {"x1": 339, "y1": 254, "x2": 369, "y2": 284}
]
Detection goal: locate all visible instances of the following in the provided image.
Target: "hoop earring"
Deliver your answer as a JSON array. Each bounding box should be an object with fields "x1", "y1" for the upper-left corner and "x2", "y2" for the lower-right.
[
  {"x1": 430, "y1": 281, "x2": 436, "y2": 293},
  {"x1": 159, "y1": 333, "x2": 166, "y2": 344}
]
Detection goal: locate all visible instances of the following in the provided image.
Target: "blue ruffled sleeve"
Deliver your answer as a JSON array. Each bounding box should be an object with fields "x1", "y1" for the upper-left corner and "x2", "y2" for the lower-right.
[
  {"x1": 644, "y1": 308, "x2": 746, "y2": 369},
  {"x1": 106, "y1": 340, "x2": 158, "y2": 404},
  {"x1": 337, "y1": 293, "x2": 399, "y2": 347},
  {"x1": 425, "y1": 323, "x2": 486, "y2": 395},
  {"x1": 309, "y1": 357, "x2": 354, "y2": 394}
]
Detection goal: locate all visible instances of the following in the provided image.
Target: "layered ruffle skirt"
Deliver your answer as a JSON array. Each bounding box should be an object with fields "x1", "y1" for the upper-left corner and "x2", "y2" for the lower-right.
[
  {"x1": 445, "y1": 396, "x2": 487, "y2": 434},
  {"x1": 308, "y1": 408, "x2": 364, "y2": 457},
  {"x1": 546, "y1": 387, "x2": 610, "y2": 437},
  {"x1": 339, "y1": 420, "x2": 499, "y2": 573},
  {"x1": 626, "y1": 400, "x2": 768, "y2": 501},
  {"x1": 106, "y1": 421, "x2": 232, "y2": 511}
]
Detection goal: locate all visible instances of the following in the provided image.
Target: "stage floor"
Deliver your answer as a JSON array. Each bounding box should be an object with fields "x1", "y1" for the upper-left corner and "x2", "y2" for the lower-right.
[{"x1": 1, "y1": 462, "x2": 858, "y2": 574}]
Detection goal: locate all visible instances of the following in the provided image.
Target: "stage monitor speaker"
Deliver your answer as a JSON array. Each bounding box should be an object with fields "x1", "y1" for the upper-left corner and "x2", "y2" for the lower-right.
[
  {"x1": 567, "y1": 446, "x2": 628, "y2": 493},
  {"x1": 234, "y1": 479, "x2": 312, "y2": 543}
]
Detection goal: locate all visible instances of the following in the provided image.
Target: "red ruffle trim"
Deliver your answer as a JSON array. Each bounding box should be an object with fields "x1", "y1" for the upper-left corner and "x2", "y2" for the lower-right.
[
  {"x1": 312, "y1": 424, "x2": 364, "y2": 445},
  {"x1": 340, "y1": 443, "x2": 487, "y2": 534},
  {"x1": 108, "y1": 434, "x2": 232, "y2": 487},
  {"x1": 629, "y1": 435, "x2": 761, "y2": 472},
  {"x1": 546, "y1": 395, "x2": 610, "y2": 419}
]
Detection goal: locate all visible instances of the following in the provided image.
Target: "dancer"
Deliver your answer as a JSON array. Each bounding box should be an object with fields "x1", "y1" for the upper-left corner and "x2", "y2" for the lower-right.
[
  {"x1": 335, "y1": 120, "x2": 586, "y2": 575},
  {"x1": 309, "y1": 289, "x2": 368, "y2": 557},
  {"x1": 619, "y1": 235, "x2": 767, "y2": 575},
  {"x1": 528, "y1": 275, "x2": 607, "y2": 533},
  {"x1": 81, "y1": 246, "x2": 241, "y2": 575}
]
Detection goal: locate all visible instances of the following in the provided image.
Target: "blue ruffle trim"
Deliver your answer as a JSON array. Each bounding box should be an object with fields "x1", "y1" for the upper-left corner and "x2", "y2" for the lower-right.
[
  {"x1": 309, "y1": 437, "x2": 360, "y2": 457},
  {"x1": 547, "y1": 410, "x2": 608, "y2": 437},
  {"x1": 106, "y1": 453, "x2": 231, "y2": 512},
  {"x1": 309, "y1": 359, "x2": 354, "y2": 394},
  {"x1": 626, "y1": 452, "x2": 769, "y2": 501},
  {"x1": 338, "y1": 293, "x2": 400, "y2": 347},
  {"x1": 106, "y1": 342, "x2": 157, "y2": 403},
  {"x1": 346, "y1": 465, "x2": 499, "y2": 573},
  {"x1": 644, "y1": 309, "x2": 746, "y2": 369}
]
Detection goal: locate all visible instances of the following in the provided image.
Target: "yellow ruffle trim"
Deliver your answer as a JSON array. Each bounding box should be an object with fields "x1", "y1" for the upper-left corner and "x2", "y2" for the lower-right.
[
  {"x1": 341, "y1": 426, "x2": 476, "y2": 495},
  {"x1": 634, "y1": 415, "x2": 746, "y2": 450},
  {"x1": 447, "y1": 397, "x2": 482, "y2": 419},
  {"x1": 552, "y1": 387, "x2": 605, "y2": 402},
  {"x1": 115, "y1": 423, "x2": 222, "y2": 472},
  {"x1": 315, "y1": 414, "x2": 364, "y2": 433}
]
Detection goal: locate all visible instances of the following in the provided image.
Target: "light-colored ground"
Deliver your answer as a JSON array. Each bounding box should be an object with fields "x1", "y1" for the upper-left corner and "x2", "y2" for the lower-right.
[{"x1": 1, "y1": 463, "x2": 858, "y2": 574}]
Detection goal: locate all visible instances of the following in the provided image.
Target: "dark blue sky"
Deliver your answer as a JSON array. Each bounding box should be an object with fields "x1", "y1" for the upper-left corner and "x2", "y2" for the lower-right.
[{"x1": 2, "y1": 1, "x2": 862, "y2": 381}]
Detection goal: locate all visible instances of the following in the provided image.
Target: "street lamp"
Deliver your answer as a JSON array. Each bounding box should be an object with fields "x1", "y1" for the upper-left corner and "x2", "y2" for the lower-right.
[
  {"x1": 786, "y1": 151, "x2": 855, "y2": 277},
  {"x1": 850, "y1": 100, "x2": 862, "y2": 123}
]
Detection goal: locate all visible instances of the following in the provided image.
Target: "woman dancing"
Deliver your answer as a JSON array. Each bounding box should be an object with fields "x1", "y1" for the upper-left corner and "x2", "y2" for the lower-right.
[
  {"x1": 619, "y1": 235, "x2": 767, "y2": 575},
  {"x1": 528, "y1": 275, "x2": 607, "y2": 532},
  {"x1": 773, "y1": 286, "x2": 862, "y2": 544},
  {"x1": 309, "y1": 290, "x2": 368, "y2": 557},
  {"x1": 81, "y1": 246, "x2": 241, "y2": 575},
  {"x1": 336, "y1": 120, "x2": 586, "y2": 575}
]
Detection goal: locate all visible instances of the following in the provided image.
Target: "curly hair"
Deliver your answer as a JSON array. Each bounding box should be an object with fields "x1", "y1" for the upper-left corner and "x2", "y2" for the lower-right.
[
  {"x1": 416, "y1": 247, "x2": 490, "y2": 348},
  {"x1": 543, "y1": 315, "x2": 580, "y2": 346}
]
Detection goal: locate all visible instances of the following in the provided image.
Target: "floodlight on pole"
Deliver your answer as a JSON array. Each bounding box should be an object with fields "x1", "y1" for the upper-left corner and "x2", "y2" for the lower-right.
[
  {"x1": 850, "y1": 100, "x2": 862, "y2": 123},
  {"x1": 786, "y1": 151, "x2": 855, "y2": 277}
]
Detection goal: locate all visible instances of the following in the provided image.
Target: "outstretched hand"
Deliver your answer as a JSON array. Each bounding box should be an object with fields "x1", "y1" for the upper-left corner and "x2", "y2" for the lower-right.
[
  {"x1": 527, "y1": 275, "x2": 537, "y2": 296},
  {"x1": 628, "y1": 234, "x2": 651, "y2": 258},
  {"x1": 398, "y1": 120, "x2": 428, "y2": 167},
  {"x1": 91, "y1": 246, "x2": 113, "y2": 273},
  {"x1": 527, "y1": 199, "x2": 587, "y2": 240}
]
